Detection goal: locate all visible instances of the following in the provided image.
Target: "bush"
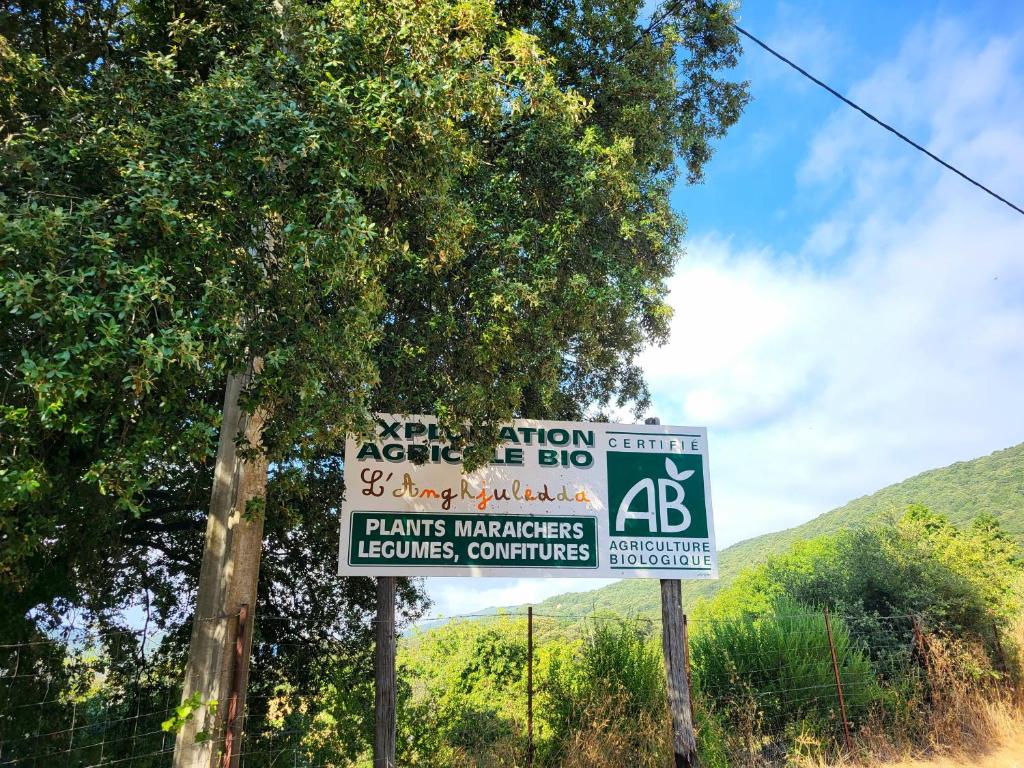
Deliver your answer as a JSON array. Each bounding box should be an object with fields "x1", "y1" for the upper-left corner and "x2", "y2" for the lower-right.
[
  {"x1": 540, "y1": 617, "x2": 667, "y2": 767},
  {"x1": 389, "y1": 509, "x2": 1023, "y2": 767},
  {"x1": 398, "y1": 616, "x2": 530, "y2": 767},
  {"x1": 691, "y1": 597, "x2": 883, "y2": 754},
  {"x1": 706, "y1": 508, "x2": 1024, "y2": 664}
]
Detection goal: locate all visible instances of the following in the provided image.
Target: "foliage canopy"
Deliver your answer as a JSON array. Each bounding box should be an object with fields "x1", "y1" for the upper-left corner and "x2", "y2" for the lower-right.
[
  {"x1": 1, "y1": 0, "x2": 746, "y2": 589},
  {"x1": 0, "y1": 0, "x2": 747, "y2": 759}
]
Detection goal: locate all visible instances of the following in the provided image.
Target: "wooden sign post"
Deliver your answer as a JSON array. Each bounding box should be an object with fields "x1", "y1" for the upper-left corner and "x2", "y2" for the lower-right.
[
  {"x1": 646, "y1": 417, "x2": 698, "y2": 768},
  {"x1": 661, "y1": 579, "x2": 698, "y2": 767},
  {"x1": 374, "y1": 576, "x2": 396, "y2": 768}
]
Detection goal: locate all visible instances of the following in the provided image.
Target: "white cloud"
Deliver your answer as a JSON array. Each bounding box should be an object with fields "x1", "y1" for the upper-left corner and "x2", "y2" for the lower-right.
[
  {"x1": 745, "y1": 2, "x2": 846, "y2": 88},
  {"x1": 800, "y1": 21, "x2": 1024, "y2": 196}
]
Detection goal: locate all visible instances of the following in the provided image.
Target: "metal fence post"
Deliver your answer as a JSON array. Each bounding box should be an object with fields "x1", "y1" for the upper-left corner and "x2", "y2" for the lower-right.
[
  {"x1": 823, "y1": 607, "x2": 853, "y2": 754},
  {"x1": 912, "y1": 614, "x2": 937, "y2": 704},
  {"x1": 992, "y1": 621, "x2": 1009, "y2": 676},
  {"x1": 527, "y1": 607, "x2": 534, "y2": 768},
  {"x1": 222, "y1": 603, "x2": 248, "y2": 768},
  {"x1": 683, "y1": 614, "x2": 695, "y2": 728}
]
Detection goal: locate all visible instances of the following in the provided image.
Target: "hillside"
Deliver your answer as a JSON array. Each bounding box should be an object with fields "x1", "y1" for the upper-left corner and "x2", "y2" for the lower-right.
[{"x1": 506, "y1": 442, "x2": 1024, "y2": 618}]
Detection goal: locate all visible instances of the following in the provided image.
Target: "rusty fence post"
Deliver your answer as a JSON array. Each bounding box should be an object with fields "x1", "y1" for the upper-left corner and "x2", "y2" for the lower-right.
[
  {"x1": 823, "y1": 607, "x2": 853, "y2": 754},
  {"x1": 992, "y1": 621, "x2": 1008, "y2": 675},
  {"x1": 682, "y1": 614, "x2": 695, "y2": 728},
  {"x1": 527, "y1": 607, "x2": 534, "y2": 768},
  {"x1": 221, "y1": 603, "x2": 248, "y2": 768},
  {"x1": 912, "y1": 614, "x2": 937, "y2": 704}
]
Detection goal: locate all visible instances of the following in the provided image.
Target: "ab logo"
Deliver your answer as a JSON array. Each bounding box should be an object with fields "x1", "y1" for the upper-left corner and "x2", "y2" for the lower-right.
[{"x1": 606, "y1": 452, "x2": 708, "y2": 538}]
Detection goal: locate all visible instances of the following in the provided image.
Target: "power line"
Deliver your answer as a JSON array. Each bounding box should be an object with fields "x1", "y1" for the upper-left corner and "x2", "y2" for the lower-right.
[
  {"x1": 732, "y1": 23, "x2": 1024, "y2": 217},
  {"x1": 617, "y1": 4, "x2": 1024, "y2": 217}
]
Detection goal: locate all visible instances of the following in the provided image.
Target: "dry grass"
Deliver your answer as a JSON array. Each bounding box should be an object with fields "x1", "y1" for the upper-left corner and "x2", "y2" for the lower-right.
[
  {"x1": 448, "y1": 621, "x2": 1024, "y2": 768},
  {"x1": 551, "y1": 696, "x2": 671, "y2": 768},
  {"x1": 560, "y1": 628, "x2": 1024, "y2": 768},
  {"x1": 827, "y1": 700, "x2": 1023, "y2": 768},
  {"x1": 779, "y1": 621, "x2": 1024, "y2": 768},
  {"x1": 840, "y1": 624, "x2": 1024, "y2": 768},
  {"x1": 870, "y1": 736, "x2": 1024, "y2": 768}
]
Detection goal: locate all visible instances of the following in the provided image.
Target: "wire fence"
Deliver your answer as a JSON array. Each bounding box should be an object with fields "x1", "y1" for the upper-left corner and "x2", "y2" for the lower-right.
[
  {"x1": 0, "y1": 609, "x2": 1004, "y2": 768},
  {"x1": 0, "y1": 623, "x2": 180, "y2": 768}
]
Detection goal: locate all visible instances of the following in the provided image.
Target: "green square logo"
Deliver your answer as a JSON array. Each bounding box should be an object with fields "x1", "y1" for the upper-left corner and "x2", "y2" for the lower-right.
[{"x1": 607, "y1": 452, "x2": 708, "y2": 538}]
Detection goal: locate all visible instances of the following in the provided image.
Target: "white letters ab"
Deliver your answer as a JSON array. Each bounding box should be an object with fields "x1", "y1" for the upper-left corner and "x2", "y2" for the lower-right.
[{"x1": 614, "y1": 457, "x2": 694, "y2": 533}]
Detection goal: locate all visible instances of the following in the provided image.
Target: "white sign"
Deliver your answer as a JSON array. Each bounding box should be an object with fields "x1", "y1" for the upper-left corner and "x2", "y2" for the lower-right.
[{"x1": 338, "y1": 415, "x2": 717, "y2": 579}]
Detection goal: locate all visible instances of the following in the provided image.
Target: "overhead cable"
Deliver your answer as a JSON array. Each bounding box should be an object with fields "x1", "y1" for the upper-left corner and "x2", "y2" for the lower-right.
[
  {"x1": 617, "y1": 4, "x2": 1024, "y2": 217},
  {"x1": 732, "y1": 23, "x2": 1024, "y2": 217}
]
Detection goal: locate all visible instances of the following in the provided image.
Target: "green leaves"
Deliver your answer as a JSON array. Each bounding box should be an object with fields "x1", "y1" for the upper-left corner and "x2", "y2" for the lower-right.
[
  {"x1": 700, "y1": 506, "x2": 1023, "y2": 665},
  {"x1": 160, "y1": 692, "x2": 217, "y2": 735},
  {"x1": 1, "y1": 0, "x2": 746, "y2": 585}
]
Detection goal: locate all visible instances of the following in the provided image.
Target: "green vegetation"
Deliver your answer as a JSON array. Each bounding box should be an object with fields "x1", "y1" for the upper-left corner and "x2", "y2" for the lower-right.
[
  {"x1": 2, "y1": 0, "x2": 1021, "y2": 764},
  {"x1": 1, "y1": 0, "x2": 746, "y2": 758},
  {"x1": 399, "y1": 615, "x2": 671, "y2": 768},
  {"x1": 1, "y1": 0, "x2": 747, "y2": 591},
  {"x1": 707, "y1": 505, "x2": 1022, "y2": 630},
  {"x1": 401, "y1": 617, "x2": 530, "y2": 764},
  {"x1": 3, "y1": 444, "x2": 1021, "y2": 766},
  {"x1": 396, "y1": 505, "x2": 1024, "y2": 766},
  {"x1": 541, "y1": 619, "x2": 667, "y2": 765},
  {"x1": 691, "y1": 599, "x2": 880, "y2": 737},
  {"x1": 504, "y1": 442, "x2": 1024, "y2": 619}
]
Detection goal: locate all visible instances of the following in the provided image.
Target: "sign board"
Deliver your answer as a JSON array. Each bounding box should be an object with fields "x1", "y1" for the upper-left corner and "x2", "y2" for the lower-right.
[{"x1": 338, "y1": 416, "x2": 717, "y2": 579}]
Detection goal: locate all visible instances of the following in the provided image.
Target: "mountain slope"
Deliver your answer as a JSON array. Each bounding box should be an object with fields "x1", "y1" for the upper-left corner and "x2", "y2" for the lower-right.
[{"x1": 513, "y1": 442, "x2": 1024, "y2": 618}]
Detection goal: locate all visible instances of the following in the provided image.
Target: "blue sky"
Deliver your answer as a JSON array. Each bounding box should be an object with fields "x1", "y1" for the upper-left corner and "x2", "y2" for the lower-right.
[
  {"x1": 424, "y1": 0, "x2": 1024, "y2": 617},
  {"x1": 676, "y1": 0, "x2": 1024, "y2": 253}
]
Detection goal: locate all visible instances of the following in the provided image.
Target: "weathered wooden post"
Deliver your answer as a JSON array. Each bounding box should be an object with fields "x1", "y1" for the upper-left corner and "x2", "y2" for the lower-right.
[
  {"x1": 683, "y1": 613, "x2": 695, "y2": 727},
  {"x1": 175, "y1": 364, "x2": 267, "y2": 768},
  {"x1": 661, "y1": 580, "x2": 698, "y2": 768},
  {"x1": 647, "y1": 417, "x2": 699, "y2": 768},
  {"x1": 374, "y1": 577, "x2": 397, "y2": 768}
]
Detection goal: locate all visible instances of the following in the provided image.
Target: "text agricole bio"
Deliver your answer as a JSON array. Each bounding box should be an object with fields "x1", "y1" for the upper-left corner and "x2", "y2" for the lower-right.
[{"x1": 355, "y1": 418, "x2": 703, "y2": 469}]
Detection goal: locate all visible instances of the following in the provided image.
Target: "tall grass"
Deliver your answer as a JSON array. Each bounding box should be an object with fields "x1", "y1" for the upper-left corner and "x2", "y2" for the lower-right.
[
  {"x1": 540, "y1": 617, "x2": 668, "y2": 767},
  {"x1": 691, "y1": 598, "x2": 882, "y2": 759},
  {"x1": 853, "y1": 624, "x2": 1024, "y2": 766}
]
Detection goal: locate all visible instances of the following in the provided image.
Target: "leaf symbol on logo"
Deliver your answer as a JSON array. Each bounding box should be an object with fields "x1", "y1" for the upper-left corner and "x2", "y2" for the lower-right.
[{"x1": 664, "y1": 457, "x2": 695, "y2": 482}]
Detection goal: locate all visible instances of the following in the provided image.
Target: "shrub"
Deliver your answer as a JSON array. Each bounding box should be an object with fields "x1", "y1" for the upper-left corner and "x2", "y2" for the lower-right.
[
  {"x1": 691, "y1": 597, "x2": 882, "y2": 754},
  {"x1": 398, "y1": 617, "x2": 530, "y2": 767},
  {"x1": 539, "y1": 617, "x2": 667, "y2": 767}
]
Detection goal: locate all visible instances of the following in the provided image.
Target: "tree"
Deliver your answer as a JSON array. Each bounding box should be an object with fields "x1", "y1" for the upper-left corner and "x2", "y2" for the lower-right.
[{"x1": 2, "y1": 0, "x2": 747, "y2": 762}]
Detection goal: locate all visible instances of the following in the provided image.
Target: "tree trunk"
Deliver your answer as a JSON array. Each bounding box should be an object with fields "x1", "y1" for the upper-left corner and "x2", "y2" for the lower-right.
[{"x1": 173, "y1": 363, "x2": 268, "y2": 768}]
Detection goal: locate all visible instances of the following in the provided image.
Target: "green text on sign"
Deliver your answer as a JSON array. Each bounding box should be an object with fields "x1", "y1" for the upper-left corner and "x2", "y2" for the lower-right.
[{"x1": 348, "y1": 512, "x2": 598, "y2": 568}]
